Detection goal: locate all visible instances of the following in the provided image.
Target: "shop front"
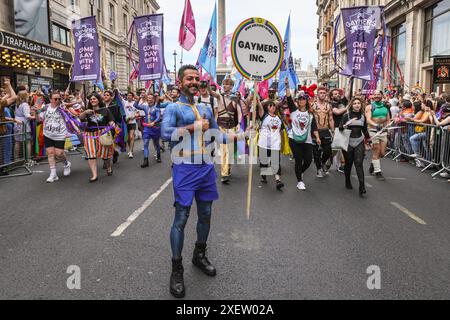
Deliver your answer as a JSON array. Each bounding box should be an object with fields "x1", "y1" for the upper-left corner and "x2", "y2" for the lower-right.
[{"x1": 0, "y1": 30, "x2": 72, "y2": 91}]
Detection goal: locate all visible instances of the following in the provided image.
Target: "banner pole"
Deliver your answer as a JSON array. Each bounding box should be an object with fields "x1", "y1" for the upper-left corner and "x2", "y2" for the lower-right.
[{"x1": 246, "y1": 80, "x2": 259, "y2": 220}]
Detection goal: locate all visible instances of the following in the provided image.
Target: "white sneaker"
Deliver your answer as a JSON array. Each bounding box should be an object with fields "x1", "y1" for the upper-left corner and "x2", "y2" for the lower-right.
[
  {"x1": 128, "y1": 152, "x2": 134, "y2": 159},
  {"x1": 63, "y1": 161, "x2": 71, "y2": 177},
  {"x1": 439, "y1": 172, "x2": 450, "y2": 178},
  {"x1": 46, "y1": 175, "x2": 59, "y2": 183},
  {"x1": 410, "y1": 154, "x2": 418, "y2": 158},
  {"x1": 317, "y1": 169, "x2": 324, "y2": 178},
  {"x1": 297, "y1": 182, "x2": 306, "y2": 191},
  {"x1": 415, "y1": 159, "x2": 424, "y2": 168}
]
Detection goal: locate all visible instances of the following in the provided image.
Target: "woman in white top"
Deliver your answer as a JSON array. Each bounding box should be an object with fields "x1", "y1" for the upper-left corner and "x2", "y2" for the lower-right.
[
  {"x1": 124, "y1": 92, "x2": 138, "y2": 158},
  {"x1": 285, "y1": 77, "x2": 321, "y2": 191},
  {"x1": 257, "y1": 99, "x2": 284, "y2": 190},
  {"x1": 37, "y1": 92, "x2": 71, "y2": 183}
]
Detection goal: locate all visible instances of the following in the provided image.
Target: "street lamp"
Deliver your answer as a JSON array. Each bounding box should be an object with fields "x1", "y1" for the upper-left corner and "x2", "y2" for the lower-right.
[
  {"x1": 89, "y1": 0, "x2": 94, "y2": 16},
  {"x1": 173, "y1": 50, "x2": 177, "y2": 78}
]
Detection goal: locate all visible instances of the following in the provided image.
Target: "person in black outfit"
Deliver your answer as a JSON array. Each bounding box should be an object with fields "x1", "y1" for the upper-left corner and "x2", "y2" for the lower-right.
[{"x1": 339, "y1": 97, "x2": 372, "y2": 196}]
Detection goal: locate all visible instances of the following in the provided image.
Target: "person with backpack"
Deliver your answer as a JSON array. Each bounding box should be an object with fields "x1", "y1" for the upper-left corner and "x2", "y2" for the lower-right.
[
  {"x1": 209, "y1": 78, "x2": 242, "y2": 184},
  {"x1": 198, "y1": 81, "x2": 218, "y2": 119},
  {"x1": 285, "y1": 77, "x2": 321, "y2": 191}
]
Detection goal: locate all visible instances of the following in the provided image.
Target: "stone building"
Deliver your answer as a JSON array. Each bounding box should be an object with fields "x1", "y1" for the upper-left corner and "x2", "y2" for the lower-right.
[
  {"x1": 0, "y1": 0, "x2": 160, "y2": 91},
  {"x1": 317, "y1": 0, "x2": 450, "y2": 94}
]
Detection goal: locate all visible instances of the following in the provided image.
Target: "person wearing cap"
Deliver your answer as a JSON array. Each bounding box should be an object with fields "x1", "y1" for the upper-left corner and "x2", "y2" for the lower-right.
[
  {"x1": 257, "y1": 99, "x2": 284, "y2": 190},
  {"x1": 285, "y1": 77, "x2": 320, "y2": 191},
  {"x1": 198, "y1": 81, "x2": 218, "y2": 119}
]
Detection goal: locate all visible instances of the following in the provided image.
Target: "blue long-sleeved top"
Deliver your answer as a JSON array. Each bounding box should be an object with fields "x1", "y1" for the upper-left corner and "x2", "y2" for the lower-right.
[
  {"x1": 134, "y1": 102, "x2": 161, "y2": 123},
  {"x1": 162, "y1": 94, "x2": 233, "y2": 164},
  {"x1": 134, "y1": 102, "x2": 161, "y2": 135}
]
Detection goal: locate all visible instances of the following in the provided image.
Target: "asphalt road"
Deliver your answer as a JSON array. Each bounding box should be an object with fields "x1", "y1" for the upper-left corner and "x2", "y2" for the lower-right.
[{"x1": 0, "y1": 141, "x2": 449, "y2": 300}]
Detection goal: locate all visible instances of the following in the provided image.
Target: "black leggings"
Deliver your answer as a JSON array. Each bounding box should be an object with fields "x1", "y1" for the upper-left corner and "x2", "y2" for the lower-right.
[
  {"x1": 313, "y1": 129, "x2": 332, "y2": 170},
  {"x1": 289, "y1": 139, "x2": 313, "y2": 182},
  {"x1": 343, "y1": 142, "x2": 365, "y2": 188}
]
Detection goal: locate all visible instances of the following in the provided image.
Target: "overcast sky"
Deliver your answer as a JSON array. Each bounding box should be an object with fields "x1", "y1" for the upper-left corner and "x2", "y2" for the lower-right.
[{"x1": 158, "y1": 0, "x2": 318, "y2": 73}]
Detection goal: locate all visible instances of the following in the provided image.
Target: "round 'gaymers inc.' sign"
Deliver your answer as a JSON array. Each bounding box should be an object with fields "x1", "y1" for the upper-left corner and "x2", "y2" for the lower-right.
[{"x1": 231, "y1": 17, "x2": 283, "y2": 81}]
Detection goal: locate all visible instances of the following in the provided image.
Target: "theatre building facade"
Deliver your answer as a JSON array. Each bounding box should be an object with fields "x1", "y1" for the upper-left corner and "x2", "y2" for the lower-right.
[{"x1": 0, "y1": 0, "x2": 72, "y2": 91}]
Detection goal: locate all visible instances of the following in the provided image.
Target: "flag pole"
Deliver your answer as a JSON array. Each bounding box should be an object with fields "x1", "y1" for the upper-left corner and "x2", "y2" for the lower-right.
[{"x1": 246, "y1": 80, "x2": 259, "y2": 220}]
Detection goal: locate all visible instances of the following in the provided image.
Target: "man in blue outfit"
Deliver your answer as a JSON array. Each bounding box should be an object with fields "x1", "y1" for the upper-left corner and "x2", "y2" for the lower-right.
[{"x1": 162, "y1": 65, "x2": 249, "y2": 298}]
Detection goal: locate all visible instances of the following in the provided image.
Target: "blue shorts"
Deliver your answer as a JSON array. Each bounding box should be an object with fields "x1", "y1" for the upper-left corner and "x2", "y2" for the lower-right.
[
  {"x1": 144, "y1": 127, "x2": 161, "y2": 140},
  {"x1": 172, "y1": 164, "x2": 219, "y2": 207}
]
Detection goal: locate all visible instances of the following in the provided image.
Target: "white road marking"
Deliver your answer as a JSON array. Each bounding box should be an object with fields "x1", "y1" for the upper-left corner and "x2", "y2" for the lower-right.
[
  {"x1": 352, "y1": 175, "x2": 373, "y2": 188},
  {"x1": 365, "y1": 176, "x2": 407, "y2": 181},
  {"x1": 391, "y1": 202, "x2": 427, "y2": 225},
  {"x1": 111, "y1": 178, "x2": 173, "y2": 237}
]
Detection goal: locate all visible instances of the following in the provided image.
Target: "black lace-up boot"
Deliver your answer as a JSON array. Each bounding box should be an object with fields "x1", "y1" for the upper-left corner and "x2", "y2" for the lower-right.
[
  {"x1": 170, "y1": 258, "x2": 185, "y2": 298},
  {"x1": 192, "y1": 243, "x2": 216, "y2": 277}
]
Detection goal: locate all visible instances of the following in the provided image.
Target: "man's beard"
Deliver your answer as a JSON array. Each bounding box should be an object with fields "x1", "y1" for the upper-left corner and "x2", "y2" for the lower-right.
[{"x1": 182, "y1": 85, "x2": 199, "y2": 97}]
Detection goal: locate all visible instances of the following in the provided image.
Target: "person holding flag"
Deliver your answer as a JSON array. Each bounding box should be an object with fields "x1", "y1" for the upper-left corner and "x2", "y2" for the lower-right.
[
  {"x1": 79, "y1": 92, "x2": 117, "y2": 182},
  {"x1": 285, "y1": 77, "x2": 321, "y2": 191},
  {"x1": 102, "y1": 88, "x2": 122, "y2": 164}
]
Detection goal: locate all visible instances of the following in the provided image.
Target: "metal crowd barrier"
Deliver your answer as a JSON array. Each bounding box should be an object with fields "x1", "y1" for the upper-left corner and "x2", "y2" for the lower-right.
[
  {"x1": 387, "y1": 121, "x2": 450, "y2": 177},
  {"x1": 0, "y1": 121, "x2": 32, "y2": 178},
  {"x1": 432, "y1": 128, "x2": 450, "y2": 178}
]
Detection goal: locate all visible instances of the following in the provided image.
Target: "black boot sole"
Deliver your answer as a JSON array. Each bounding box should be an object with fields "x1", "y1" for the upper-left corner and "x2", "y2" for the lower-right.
[
  {"x1": 192, "y1": 259, "x2": 217, "y2": 277},
  {"x1": 170, "y1": 287, "x2": 186, "y2": 299}
]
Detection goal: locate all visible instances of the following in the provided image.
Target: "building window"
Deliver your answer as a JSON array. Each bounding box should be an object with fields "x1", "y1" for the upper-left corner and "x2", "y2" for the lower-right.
[
  {"x1": 109, "y1": 3, "x2": 115, "y2": 31},
  {"x1": 391, "y1": 23, "x2": 406, "y2": 86},
  {"x1": 110, "y1": 51, "x2": 116, "y2": 72},
  {"x1": 424, "y1": 0, "x2": 450, "y2": 62},
  {"x1": 93, "y1": 0, "x2": 103, "y2": 25},
  {"x1": 52, "y1": 24, "x2": 70, "y2": 46},
  {"x1": 124, "y1": 14, "x2": 128, "y2": 34}
]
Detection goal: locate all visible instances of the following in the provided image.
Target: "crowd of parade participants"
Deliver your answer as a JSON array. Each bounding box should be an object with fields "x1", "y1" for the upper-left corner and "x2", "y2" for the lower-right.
[
  {"x1": 1, "y1": 69, "x2": 450, "y2": 189},
  {"x1": 1, "y1": 65, "x2": 450, "y2": 298}
]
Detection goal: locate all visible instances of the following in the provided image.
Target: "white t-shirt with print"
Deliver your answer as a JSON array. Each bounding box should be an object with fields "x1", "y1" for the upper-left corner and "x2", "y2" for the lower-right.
[
  {"x1": 41, "y1": 105, "x2": 67, "y2": 141},
  {"x1": 124, "y1": 100, "x2": 137, "y2": 124},
  {"x1": 288, "y1": 110, "x2": 314, "y2": 144},
  {"x1": 258, "y1": 114, "x2": 282, "y2": 151}
]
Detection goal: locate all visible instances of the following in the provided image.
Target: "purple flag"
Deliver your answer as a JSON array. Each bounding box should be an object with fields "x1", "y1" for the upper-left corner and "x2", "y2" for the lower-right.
[
  {"x1": 340, "y1": 6, "x2": 383, "y2": 81},
  {"x1": 71, "y1": 17, "x2": 101, "y2": 82},
  {"x1": 134, "y1": 14, "x2": 165, "y2": 81}
]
